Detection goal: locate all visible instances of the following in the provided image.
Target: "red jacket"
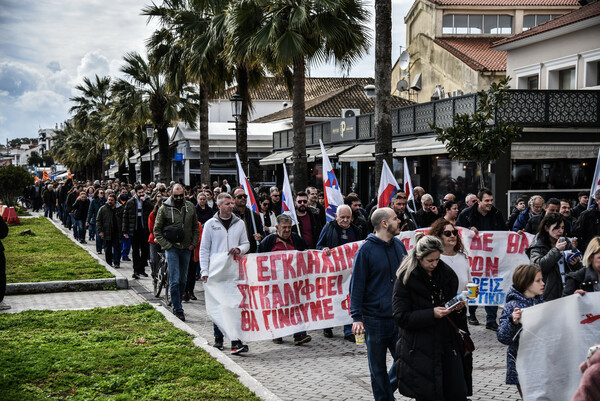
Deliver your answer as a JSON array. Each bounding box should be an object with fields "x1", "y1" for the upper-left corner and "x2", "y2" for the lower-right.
[{"x1": 148, "y1": 212, "x2": 157, "y2": 244}]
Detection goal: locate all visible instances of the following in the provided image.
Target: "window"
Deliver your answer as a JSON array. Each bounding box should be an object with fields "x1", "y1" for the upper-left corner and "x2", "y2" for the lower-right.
[
  {"x1": 558, "y1": 68, "x2": 575, "y2": 90},
  {"x1": 522, "y1": 14, "x2": 560, "y2": 31},
  {"x1": 514, "y1": 64, "x2": 541, "y2": 89},
  {"x1": 527, "y1": 76, "x2": 539, "y2": 90},
  {"x1": 582, "y1": 49, "x2": 600, "y2": 88},
  {"x1": 443, "y1": 14, "x2": 512, "y2": 35},
  {"x1": 546, "y1": 55, "x2": 578, "y2": 89}
]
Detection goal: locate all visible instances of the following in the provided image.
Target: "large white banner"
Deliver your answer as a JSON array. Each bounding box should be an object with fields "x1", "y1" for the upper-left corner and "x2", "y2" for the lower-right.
[
  {"x1": 516, "y1": 292, "x2": 600, "y2": 401},
  {"x1": 398, "y1": 229, "x2": 534, "y2": 306},
  {"x1": 204, "y1": 242, "x2": 361, "y2": 342},
  {"x1": 204, "y1": 230, "x2": 534, "y2": 341}
]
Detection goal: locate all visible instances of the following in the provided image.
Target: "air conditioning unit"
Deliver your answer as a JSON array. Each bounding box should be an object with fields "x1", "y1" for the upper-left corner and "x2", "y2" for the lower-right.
[
  {"x1": 341, "y1": 109, "x2": 360, "y2": 118},
  {"x1": 452, "y1": 89, "x2": 464, "y2": 97}
]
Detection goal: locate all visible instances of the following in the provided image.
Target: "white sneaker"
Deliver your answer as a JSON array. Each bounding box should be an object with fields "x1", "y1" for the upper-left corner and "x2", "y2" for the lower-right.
[{"x1": 0, "y1": 301, "x2": 11, "y2": 310}]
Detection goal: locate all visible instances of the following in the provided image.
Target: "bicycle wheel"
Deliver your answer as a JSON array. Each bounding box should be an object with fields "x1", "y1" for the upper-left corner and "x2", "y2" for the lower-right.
[
  {"x1": 153, "y1": 254, "x2": 165, "y2": 297},
  {"x1": 165, "y1": 268, "x2": 171, "y2": 306}
]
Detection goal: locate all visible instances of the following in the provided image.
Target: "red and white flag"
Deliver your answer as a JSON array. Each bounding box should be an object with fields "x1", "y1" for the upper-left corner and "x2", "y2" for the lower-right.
[
  {"x1": 377, "y1": 159, "x2": 400, "y2": 208},
  {"x1": 320, "y1": 140, "x2": 344, "y2": 221},
  {"x1": 403, "y1": 158, "x2": 417, "y2": 213},
  {"x1": 236, "y1": 154, "x2": 259, "y2": 213},
  {"x1": 588, "y1": 149, "x2": 600, "y2": 208},
  {"x1": 281, "y1": 164, "x2": 298, "y2": 225}
]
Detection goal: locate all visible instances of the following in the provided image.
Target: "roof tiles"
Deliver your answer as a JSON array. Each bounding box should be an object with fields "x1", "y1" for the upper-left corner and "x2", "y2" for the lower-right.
[
  {"x1": 428, "y1": 0, "x2": 579, "y2": 6},
  {"x1": 493, "y1": 1, "x2": 600, "y2": 46},
  {"x1": 434, "y1": 37, "x2": 507, "y2": 71}
]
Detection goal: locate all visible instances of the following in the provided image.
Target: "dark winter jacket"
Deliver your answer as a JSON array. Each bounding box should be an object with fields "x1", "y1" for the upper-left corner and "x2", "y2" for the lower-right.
[
  {"x1": 316, "y1": 220, "x2": 362, "y2": 250},
  {"x1": 65, "y1": 191, "x2": 78, "y2": 212},
  {"x1": 392, "y1": 261, "x2": 464, "y2": 400},
  {"x1": 58, "y1": 184, "x2": 71, "y2": 204},
  {"x1": 456, "y1": 204, "x2": 507, "y2": 231},
  {"x1": 0, "y1": 215, "x2": 8, "y2": 253},
  {"x1": 415, "y1": 208, "x2": 439, "y2": 228},
  {"x1": 497, "y1": 286, "x2": 544, "y2": 385},
  {"x1": 122, "y1": 195, "x2": 153, "y2": 233},
  {"x1": 574, "y1": 208, "x2": 600, "y2": 252},
  {"x1": 42, "y1": 189, "x2": 56, "y2": 206},
  {"x1": 352, "y1": 212, "x2": 369, "y2": 240},
  {"x1": 506, "y1": 207, "x2": 522, "y2": 231},
  {"x1": 233, "y1": 207, "x2": 265, "y2": 254},
  {"x1": 350, "y1": 234, "x2": 407, "y2": 322},
  {"x1": 71, "y1": 198, "x2": 90, "y2": 221},
  {"x1": 258, "y1": 232, "x2": 308, "y2": 253},
  {"x1": 86, "y1": 197, "x2": 106, "y2": 225},
  {"x1": 96, "y1": 203, "x2": 124, "y2": 241},
  {"x1": 563, "y1": 266, "x2": 600, "y2": 296},
  {"x1": 527, "y1": 236, "x2": 582, "y2": 301},
  {"x1": 195, "y1": 204, "x2": 214, "y2": 225},
  {"x1": 512, "y1": 207, "x2": 539, "y2": 232},
  {"x1": 292, "y1": 208, "x2": 322, "y2": 249}
]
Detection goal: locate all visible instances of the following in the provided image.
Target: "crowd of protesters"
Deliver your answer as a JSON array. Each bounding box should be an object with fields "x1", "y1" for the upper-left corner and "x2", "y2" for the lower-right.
[{"x1": 19, "y1": 177, "x2": 600, "y2": 400}]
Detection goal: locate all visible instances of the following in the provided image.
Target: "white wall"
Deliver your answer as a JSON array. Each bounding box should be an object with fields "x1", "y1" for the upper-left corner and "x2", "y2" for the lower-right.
[{"x1": 208, "y1": 99, "x2": 291, "y2": 122}]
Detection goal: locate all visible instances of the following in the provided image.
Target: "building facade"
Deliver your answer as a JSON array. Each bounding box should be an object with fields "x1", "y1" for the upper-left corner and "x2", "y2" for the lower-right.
[{"x1": 394, "y1": 0, "x2": 580, "y2": 101}]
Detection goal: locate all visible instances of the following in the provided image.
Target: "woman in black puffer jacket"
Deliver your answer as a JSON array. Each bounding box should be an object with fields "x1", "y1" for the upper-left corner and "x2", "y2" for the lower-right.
[
  {"x1": 527, "y1": 213, "x2": 582, "y2": 301},
  {"x1": 393, "y1": 234, "x2": 468, "y2": 401}
]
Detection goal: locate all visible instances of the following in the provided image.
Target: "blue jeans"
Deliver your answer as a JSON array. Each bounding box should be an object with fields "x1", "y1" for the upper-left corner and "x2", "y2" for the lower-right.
[
  {"x1": 165, "y1": 247, "x2": 191, "y2": 313},
  {"x1": 44, "y1": 205, "x2": 54, "y2": 219},
  {"x1": 121, "y1": 236, "x2": 131, "y2": 259},
  {"x1": 363, "y1": 316, "x2": 398, "y2": 401},
  {"x1": 90, "y1": 224, "x2": 103, "y2": 252},
  {"x1": 104, "y1": 237, "x2": 121, "y2": 267},
  {"x1": 74, "y1": 219, "x2": 85, "y2": 241},
  {"x1": 469, "y1": 305, "x2": 498, "y2": 324},
  {"x1": 57, "y1": 203, "x2": 65, "y2": 222}
]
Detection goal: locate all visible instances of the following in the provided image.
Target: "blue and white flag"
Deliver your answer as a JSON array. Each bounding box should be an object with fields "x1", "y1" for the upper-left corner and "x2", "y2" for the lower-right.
[{"x1": 320, "y1": 139, "x2": 344, "y2": 221}]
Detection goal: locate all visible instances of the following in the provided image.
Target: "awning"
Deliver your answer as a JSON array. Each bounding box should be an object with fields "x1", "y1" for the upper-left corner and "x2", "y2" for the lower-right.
[
  {"x1": 511, "y1": 143, "x2": 600, "y2": 159},
  {"x1": 259, "y1": 150, "x2": 293, "y2": 166},
  {"x1": 393, "y1": 136, "x2": 447, "y2": 157},
  {"x1": 286, "y1": 147, "x2": 322, "y2": 164},
  {"x1": 338, "y1": 144, "x2": 376, "y2": 162},
  {"x1": 309, "y1": 145, "x2": 354, "y2": 162}
]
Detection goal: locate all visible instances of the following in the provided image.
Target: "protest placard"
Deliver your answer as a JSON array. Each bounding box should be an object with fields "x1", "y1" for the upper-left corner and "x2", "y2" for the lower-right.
[
  {"x1": 516, "y1": 292, "x2": 600, "y2": 401},
  {"x1": 204, "y1": 229, "x2": 534, "y2": 341}
]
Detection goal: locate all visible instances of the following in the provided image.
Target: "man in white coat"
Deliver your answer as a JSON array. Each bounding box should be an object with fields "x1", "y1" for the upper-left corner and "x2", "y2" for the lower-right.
[{"x1": 200, "y1": 192, "x2": 250, "y2": 354}]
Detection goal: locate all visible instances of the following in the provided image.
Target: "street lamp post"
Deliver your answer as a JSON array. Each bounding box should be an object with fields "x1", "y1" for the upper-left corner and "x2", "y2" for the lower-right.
[
  {"x1": 145, "y1": 124, "x2": 154, "y2": 182},
  {"x1": 230, "y1": 93, "x2": 243, "y2": 173}
]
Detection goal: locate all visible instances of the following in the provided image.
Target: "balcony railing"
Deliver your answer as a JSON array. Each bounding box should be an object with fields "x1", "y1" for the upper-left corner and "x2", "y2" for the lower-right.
[{"x1": 272, "y1": 90, "x2": 600, "y2": 150}]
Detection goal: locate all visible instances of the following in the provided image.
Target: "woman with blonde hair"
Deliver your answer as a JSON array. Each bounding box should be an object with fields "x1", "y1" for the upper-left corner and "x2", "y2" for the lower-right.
[
  {"x1": 563, "y1": 236, "x2": 600, "y2": 296},
  {"x1": 393, "y1": 234, "x2": 468, "y2": 401}
]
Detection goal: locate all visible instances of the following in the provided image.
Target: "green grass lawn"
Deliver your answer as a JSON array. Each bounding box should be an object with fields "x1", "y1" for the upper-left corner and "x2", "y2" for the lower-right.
[
  {"x1": 0, "y1": 303, "x2": 260, "y2": 401},
  {"x1": 5, "y1": 217, "x2": 112, "y2": 283}
]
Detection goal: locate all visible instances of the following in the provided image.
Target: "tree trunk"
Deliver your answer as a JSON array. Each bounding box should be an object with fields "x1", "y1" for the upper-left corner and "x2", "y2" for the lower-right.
[
  {"x1": 118, "y1": 162, "x2": 127, "y2": 183},
  {"x1": 199, "y1": 86, "x2": 210, "y2": 186},
  {"x1": 237, "y1": 66, "x2": 250, "y2": 177},
  {"x1": 292, "y1": 57, "x2": 307, "y2": 192},
  {"x1": 127, "y1": 148, "x2": 137, "y2": 183},
  {"x1": 157, "y1": 125, "x2": 171, "y2": 182},
  {"x1": 373, "y1": 0, "x2": 392, "y2": 198}
]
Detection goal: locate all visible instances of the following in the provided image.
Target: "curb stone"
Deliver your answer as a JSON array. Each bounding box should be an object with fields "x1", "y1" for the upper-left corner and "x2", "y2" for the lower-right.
[
  {"x1": 6, "y1": 214, "x2": 129, "y2": 295},
  {"x1": 152, "y1": 304, "x2": 282, "y2": 401}
]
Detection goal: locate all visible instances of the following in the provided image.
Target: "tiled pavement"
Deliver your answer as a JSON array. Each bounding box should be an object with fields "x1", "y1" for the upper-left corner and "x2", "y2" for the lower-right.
[{"x1": 3, "y1": 214, "x2": 521, "y2": 401}]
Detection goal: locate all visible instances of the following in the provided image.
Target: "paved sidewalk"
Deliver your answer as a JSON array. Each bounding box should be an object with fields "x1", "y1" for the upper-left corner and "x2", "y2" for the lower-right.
[{"x1": 7, "y1": 214, "x2": 521, "y2": 401}]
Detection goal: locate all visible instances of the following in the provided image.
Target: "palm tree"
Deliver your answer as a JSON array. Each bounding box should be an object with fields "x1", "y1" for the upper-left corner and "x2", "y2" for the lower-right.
[
  {"x1": 144, "y1": 0, "x2": 260, "y2": 183},
  {"x1": 112, "y1": 51, "x2": 199, "y2": 182},
  {"x1": 229, "y1": 0, "x2": 371, "y2": 190},
  {"x1": 69, "y1": 75, "x2": 113, "y2": 178},
  {"x1": 374, "y1": 0, "x2": 392, "y2": 192}
]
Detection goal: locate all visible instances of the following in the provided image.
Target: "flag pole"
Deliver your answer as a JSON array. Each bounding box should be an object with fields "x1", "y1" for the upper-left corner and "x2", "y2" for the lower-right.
[{"x1": 236, "y1": 154, "x2": 260, "y2": 247}]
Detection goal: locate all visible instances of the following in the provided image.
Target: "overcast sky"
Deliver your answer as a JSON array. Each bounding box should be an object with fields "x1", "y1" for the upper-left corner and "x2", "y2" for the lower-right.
[{"x1": 0, "y1": 0, "x2": 412, "y2": 142}]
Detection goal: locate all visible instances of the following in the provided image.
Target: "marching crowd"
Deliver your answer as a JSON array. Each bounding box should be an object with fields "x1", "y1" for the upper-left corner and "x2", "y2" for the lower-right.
[{"x1": 19, "y1": 178, "x2": 600, "y2": 400}]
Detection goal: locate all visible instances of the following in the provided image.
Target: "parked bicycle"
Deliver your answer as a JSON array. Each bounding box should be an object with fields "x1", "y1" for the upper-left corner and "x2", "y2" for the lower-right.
[{"x1": 153, "y1": 251, "x2": 171, "y2": 306}]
